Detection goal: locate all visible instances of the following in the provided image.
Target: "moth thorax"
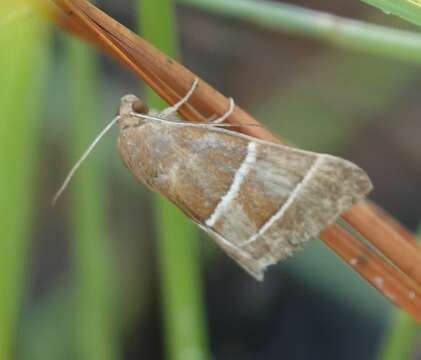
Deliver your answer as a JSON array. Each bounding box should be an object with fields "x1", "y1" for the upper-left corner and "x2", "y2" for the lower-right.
[{"x1": 118, "y1": 122, "x2": 175, "y2": 192}]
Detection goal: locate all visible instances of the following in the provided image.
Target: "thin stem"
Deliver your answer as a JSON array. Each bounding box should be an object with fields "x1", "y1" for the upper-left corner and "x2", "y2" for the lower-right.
[
  {"x1": 360, "y1": 0, "x2": 421, "y2": 28},
  {"x1": 0, "y1": 4, "x2": 30, "y2": 27},
  {"x1": 321, "y1": 224, "x2": 421, "y2": 323},
  {"x1": 378, "y1": 311, "x2": 419, "y2": 360},
  {"x1": 343, "y1": 202, "x2": 421, "y2": 288},
  {"x1": 0, "y1": 5, "x2": 48, "y2": 359},
  {"x1": 136, "y1": 1, "x2": 210, "y2": 360},
  {"x1": 65, "y1": 35, "x2": 117, "y2": 360},
  {"x1": 180, "y1": 0, "x2": 421, "y2": 64}
]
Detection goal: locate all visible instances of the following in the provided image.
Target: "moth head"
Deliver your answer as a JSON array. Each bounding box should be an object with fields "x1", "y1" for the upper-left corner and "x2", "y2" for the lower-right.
[
  {"x1": 117, "y1": 95, "x2": 150, "y2": 129},
  {"x1": 119, "y1": 94, "x2": 149, "y2": 116}
]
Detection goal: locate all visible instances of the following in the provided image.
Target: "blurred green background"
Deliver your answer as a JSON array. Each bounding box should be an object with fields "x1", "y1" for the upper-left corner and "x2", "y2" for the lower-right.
[{"x1": 1, "y1": 0, "x2": 420, "y2": 359}]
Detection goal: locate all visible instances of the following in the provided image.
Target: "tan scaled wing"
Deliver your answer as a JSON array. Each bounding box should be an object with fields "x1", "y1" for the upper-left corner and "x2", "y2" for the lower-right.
[{"x1": 186, "y1": 125, "x2": 373, "y2": 280}]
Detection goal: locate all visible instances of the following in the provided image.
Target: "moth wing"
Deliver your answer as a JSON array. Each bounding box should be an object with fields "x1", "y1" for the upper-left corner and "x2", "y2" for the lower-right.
[
  {"x1": 195, "y1": 222, "x2": 265, "y2": 280},
  {"x1": 200, "y1": 130, "x2": 372, "y2": 278},
  {"x1": 121, "y1": 120, "x2": 372, "y2": 280}
]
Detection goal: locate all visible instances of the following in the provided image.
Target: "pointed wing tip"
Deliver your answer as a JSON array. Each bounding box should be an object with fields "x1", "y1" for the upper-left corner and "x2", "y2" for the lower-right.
[
  {"x1": 348, "y1": 160, "x2": 374, "y2": 201},
  {"x1": 324, "y1": 154, "x2": 373, "y2": 202},
  {"x1": 248, "y1": 268, "x2": 264, "y2": 281}
]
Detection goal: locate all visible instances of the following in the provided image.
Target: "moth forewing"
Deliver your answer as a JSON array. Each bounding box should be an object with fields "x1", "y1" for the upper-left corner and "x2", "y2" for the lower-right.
[{"x1": 117, "y1": 94, "x2": 372, "y2": 280}]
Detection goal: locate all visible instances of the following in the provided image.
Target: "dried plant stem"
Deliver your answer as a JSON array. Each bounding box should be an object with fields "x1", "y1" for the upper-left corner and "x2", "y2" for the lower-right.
[
  {"x1": 49, "y1": 0, "x2": 271, "y2": 138},
  {"x1": 322, "y1": 224, "x2": 421, "y2": 323},
  {"x1": 343, "y1": 202, "x2": 421, "y2": 288},
  {"x1": 367, "y1": 201, "x2": 418, "y2": 245},
  {"x1": 378, "y1": 230, "x2": 420, "y2": 360},
  {"x1": 48, "y1": 0, "x2": 421, "y2": 323}
]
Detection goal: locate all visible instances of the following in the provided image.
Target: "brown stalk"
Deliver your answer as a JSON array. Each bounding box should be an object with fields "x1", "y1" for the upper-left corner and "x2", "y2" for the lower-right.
[
  {"x1": 48, "y1": 0, "x2": 421, "y2": 322},
  {"x1": 343, "y1": 202, "x2": 421, "y2": 281},
  {"x1": 322, "y1": 224, "x2": 421, "y2": 323},
  {"x1": 364, "y1": 201, "x2": 418, "y2": 245}
]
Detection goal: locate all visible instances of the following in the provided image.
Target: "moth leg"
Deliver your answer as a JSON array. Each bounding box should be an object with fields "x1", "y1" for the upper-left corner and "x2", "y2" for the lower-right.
[
  {"x1": 210, "y1": 97, "x2": 235, "y2": 124},
  {"x1": 160, "y1": 77, "x2": 199, "y2": 117}
]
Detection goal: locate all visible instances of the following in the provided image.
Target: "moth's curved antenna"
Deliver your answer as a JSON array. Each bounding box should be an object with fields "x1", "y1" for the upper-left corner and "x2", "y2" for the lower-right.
[
  {"x1": 128, "y1": 111, "x2": 262, "y2": 129},
  {"x1": 52, "y1": 115, "x2": 120, "y2": 206}
]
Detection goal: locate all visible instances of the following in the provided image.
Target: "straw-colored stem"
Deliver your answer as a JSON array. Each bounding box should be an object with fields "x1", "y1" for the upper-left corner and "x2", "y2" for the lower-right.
[
  {"x1": 343, "y1": 202, "x2": 421, "y2": 288},
  {"x1": 321, "y1": 224, "x2": 421, "y2": 323},
  {"x1": 377, "y1": 228, "x2": 421, "y2": 360}
]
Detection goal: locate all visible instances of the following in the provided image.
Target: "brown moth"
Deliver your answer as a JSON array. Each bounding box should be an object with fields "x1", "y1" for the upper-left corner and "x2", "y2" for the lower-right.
[{"x1": 116, "y1": 80, "x2": 373, "y2": 280}]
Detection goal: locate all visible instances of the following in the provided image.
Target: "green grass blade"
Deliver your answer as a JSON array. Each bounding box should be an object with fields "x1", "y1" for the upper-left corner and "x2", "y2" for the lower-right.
[
  {"x1": 0, "y1": 4, "x2": 48, "y2": 359},
  {"x1": 179, "y1": 0, "x2": 421, "y2": 64},
  {"x1": 0, "y1": 4, "x2": 31, "y2": 27},
  {"x1": 65, "y1": 37, "x2": 118, "y2": 360},
  {"x1": 136, "y1": 1, "x2": 210, "y2": 360},
  {"x1": 154, "y1": 199, "x2": 210, "y2": 360},
  {"x1": 378, "y1": 311, "x2": 419, "y2": 360},
  {"x1": 360, "y1": 0, "x2": 421, "y2": 28}
]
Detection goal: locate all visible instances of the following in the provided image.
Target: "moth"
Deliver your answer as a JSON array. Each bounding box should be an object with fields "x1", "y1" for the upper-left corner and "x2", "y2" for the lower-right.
[
  {"x1": 115, "y1": 80, "x2": 373, "y2": 280},
  {"x1": 55, "y1": 79, "x2": 372, "y2": 280}
]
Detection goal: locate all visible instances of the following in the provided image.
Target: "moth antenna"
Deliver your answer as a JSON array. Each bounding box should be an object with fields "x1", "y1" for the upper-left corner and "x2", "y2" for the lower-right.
[
  {"x1": 127, "y1": 111, "x2": 262, "y2": 128},
  {"x1": 212, "y1": 123, "x2": 263, "y2": 129},
  {"x1": 52, "y1": 115, "x2": 120, "y2": 207}
]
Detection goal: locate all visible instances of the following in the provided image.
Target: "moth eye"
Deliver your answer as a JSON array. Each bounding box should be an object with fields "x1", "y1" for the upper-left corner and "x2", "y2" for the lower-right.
[{"x1": 132, "y1": 100, "x2": 149, "y2": 114}]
